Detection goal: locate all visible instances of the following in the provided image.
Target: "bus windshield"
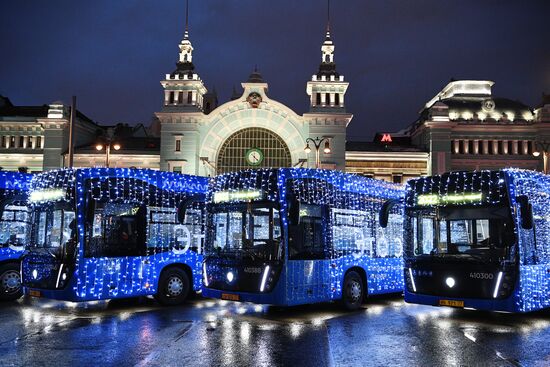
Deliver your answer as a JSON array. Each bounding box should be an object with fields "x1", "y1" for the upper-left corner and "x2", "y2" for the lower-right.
[
  {"x1": 207, "y1": 202, "x2": 283, "y2": 261},
  {"x1": 408, "y1": 205, "x2": 516, "y2": 261},
  {"x1": 30, "y1": 203, "x2": 76, "y2": 258},
  {"x1": 0, "y1": 204, "x2": 30, "y2": 247}
]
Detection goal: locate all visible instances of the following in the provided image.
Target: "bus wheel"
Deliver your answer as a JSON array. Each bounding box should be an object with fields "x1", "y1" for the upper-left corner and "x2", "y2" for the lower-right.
[
  {"x1": 155, "y1": 267, "x2": 190, "y2": 306},
  {"x1": 342, "y1": 271, "x2": 364, "y2": 310},
  {"x1": 0, "y1": 263, "x2": 23, "y2": 302}
]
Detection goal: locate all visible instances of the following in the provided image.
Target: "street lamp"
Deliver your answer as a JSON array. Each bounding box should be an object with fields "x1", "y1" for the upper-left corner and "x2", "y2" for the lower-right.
[
  {"x1": 532, "y1": 141, "x2": 550, "y2": 174},
  {"x1": 95, "y1": 140, "x2": 121, "y2": 168},
  {"x1": 304, "y1": 137, "x2": 331, "y2": 169}
]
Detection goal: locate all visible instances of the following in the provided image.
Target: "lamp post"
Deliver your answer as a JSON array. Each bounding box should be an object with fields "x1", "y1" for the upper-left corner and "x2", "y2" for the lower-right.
[
  {"x1": 533, "y1": 141, "x2": 550, "y2": 174},
  {"x1": 95, "y1": 138, "x2": 121, "y2": 168},
  {"x1": 304, "y1": 137, "x2": 331, "y2": 169}
]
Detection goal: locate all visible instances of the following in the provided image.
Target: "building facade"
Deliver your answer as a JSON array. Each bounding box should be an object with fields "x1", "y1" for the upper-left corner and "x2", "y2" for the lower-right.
[
  {"x1": 407, "y1": 80, "x2": 550, "y2": 174},
  {"x1": 1, "y1": 16, "x2": 548, "y2": 180},
  {"x1": 0, "y1": 96, "x2": 98, "y2": 172},
  {"x1": 155, "y1": 20, "x2": 352, "y2": 176}
]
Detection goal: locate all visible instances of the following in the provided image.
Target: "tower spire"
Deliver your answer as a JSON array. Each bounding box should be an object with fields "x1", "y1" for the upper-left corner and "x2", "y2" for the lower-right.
[
  {"x1": 184, "y1": 0, "x2": 189, "y2": 40},
  {"x1": 327, "y1": 0, "x2": 330, "y2": 33}
]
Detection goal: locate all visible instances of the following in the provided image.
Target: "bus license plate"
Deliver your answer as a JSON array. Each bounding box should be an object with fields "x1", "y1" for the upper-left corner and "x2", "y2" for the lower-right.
[
  {"x1": 439, "y1": 299, "x2": 464, "y2": 308},
  {"x1": 28, "y1": 290, "x2": 41, "y2": 298},
  {"x1": 221, "y1": 293, "x2": 239, "y2": 301}
]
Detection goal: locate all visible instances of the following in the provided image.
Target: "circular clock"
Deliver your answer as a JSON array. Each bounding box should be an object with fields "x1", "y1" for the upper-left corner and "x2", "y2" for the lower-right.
[{"x1": 245, "y1": 148, "x2": 264, "y2": 166}]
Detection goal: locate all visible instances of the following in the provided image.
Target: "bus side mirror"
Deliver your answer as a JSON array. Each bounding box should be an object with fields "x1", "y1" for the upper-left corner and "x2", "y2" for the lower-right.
[
  {"x1": 517, "y1": 195, "x2": 533, "y2": 230},
  {"x1": 379, "y1": 199, "x2": 400, "y2": 228},
  {"x1": 289, "y1": 199, "x2": 300, "y2": 226},
  {"x1": 86, "y1": 195, "x2": 95, "y2": 224}
]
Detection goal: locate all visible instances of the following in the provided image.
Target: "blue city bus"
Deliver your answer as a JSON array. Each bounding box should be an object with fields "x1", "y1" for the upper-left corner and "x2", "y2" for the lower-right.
[
  {"x1": 404, "y1": 169, "x2": 550, "y2": 313},
  {"x1": 0, "y1": 171, "x2": 32, "y2": 301},
  {"x1": 202, "y1": 168, "x2": 405, "y2": 310},
  {"x1": 22, "y1": 168, "x2": 208, "y2": 305}
]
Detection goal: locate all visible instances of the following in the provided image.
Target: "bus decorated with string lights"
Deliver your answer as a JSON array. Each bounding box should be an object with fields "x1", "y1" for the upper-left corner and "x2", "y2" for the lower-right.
[
  {"x1": 22, "y1": 168, "x2": 208, "y2": 305},
  {"x1": 0, "y1": 171, "x2": 32, "y2": 301},
  {"x1": 404, "y1": 169, "x2": 550, "y2": 313},
  {"x1": 202, "y1": 168, "x2": 405, "y2": 310}
]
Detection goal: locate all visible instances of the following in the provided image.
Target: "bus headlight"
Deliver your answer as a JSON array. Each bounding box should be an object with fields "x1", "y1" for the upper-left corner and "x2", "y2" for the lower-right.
[
  {"x1": 445, "y1": 277, "x2": 455, "y2": 288},
  {"x1": 227, "y1": 271, "x2": 235, "y2": 283},
  {"x1": 260, "y1": 266, "x2": 271, "y2": 292},
  {"x1": 203, "y1": 263, "x2": 209, "y2": 287}
]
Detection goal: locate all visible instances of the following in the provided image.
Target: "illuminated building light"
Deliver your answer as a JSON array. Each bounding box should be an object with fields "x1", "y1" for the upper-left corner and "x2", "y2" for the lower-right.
[
  {"x1": 408, "y1": 268, "x2": 417, "y2": 292},
  {"x1": 493, "y1": 271, "x2": 503, "y2": 298},
  {"x1": 260, "y1": 266, "x2": 270, "y2": 292},
  {"x1": 213, "y1": 190, "x2": 262, "y2": 203},
  {"x1": 29, "y1": 188, "x2": 65, "y2": 203}
]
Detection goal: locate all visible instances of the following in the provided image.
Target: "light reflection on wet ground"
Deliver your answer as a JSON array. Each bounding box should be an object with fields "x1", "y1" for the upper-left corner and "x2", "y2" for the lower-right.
[{"x1": 1, "y1": 295, "x2": 550, "y2": 366}]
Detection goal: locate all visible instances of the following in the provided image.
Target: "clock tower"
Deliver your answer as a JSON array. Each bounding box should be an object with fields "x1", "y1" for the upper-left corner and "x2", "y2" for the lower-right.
[{"x1": 303, "y1": 9, "x2": 352, "y2": 170}]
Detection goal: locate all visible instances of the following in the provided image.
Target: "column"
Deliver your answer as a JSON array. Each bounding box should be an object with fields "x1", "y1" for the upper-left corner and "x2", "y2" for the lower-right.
[
  {"x1": 453, "y1": 140, "x2": 460, "y2": 154},
  {"x1": 512, "y1": 140, "x2": 519, "y2": 155},
  {"x1": 522, "y1": 141, "x2": 529, "y2": 155}
]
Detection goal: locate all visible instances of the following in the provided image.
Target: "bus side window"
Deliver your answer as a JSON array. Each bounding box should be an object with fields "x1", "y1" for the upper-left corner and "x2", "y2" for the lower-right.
[
  {"x1": 86, "y1": 202, "x2": 146, "y2": 258},
  {"x1": 288, "y1": 204, "x2": 326, "y2": 260}
]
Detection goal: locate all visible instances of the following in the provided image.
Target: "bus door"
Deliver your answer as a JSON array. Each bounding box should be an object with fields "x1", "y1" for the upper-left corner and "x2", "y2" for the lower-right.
[
  {"x1": 86, "y1": 201, "x2": 147, "y2": 297},
  {"x1": 287, "y1": 203, "x2": 331, "y2": 304}
]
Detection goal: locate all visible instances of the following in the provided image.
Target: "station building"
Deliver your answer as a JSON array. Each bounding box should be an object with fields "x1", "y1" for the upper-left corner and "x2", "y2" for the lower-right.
[
  {"x1": 1, "y1": 15, "x2": 548, "y2": 181},
  {"x1": 155, "y1": 22, "x2": 351, "y2": 176}
]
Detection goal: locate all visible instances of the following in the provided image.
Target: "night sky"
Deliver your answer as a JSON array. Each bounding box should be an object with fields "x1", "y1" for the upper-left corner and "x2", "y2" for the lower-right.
[{"x1": 1, "y1": 0, "x2": 548, "y2": 141}]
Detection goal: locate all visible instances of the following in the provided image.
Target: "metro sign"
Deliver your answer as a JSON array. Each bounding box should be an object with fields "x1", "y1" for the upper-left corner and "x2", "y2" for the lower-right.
[{"x1": 380, "y1": 134, "x2": 393, "y2": 143}]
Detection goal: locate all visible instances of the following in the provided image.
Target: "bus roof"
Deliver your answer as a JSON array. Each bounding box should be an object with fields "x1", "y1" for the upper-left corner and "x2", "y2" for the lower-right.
[
  {"x1": 211, "y1": 168, "x2": 404, "y2": 200},
  {"x1": 29, "y1": 168, "x2": 209, "y2": 203},
  {"x1": 0, "y1": 171, "x2": 32, "y2": 191}
]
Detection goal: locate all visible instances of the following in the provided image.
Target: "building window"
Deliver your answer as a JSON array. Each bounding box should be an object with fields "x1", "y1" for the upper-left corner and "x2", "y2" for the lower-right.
[
  {"x1": 216, "y1": 127, "x2": 291, "y2": 174},
  {"x1": 172, "y1": 166, "x2": 182, "y2": 173},
  {"x1": 27, "y1": 136, "x2": 33, "y2": 148},
  {"x1": 325, "y1": 93, "x2": 330, "y2": 105},
  {"x1": 19, "y1": 136, "x2": 24, "y2": 148},
  {"x1": 187, "y1": 92, "x2": 193, "y2": 104},
  {"x1": 177, "y1": 91, "x2": 183, "y2": 104},
  {"x1": 316, "y1": 93, "x2": 321, "y2": 106},
  {"x1": 36, "y1": 136, "x2": 42, "y2": 149},
  {"x1": 169, "y1": 91, "x2": 175, "y2": 104},
  {"x1": 175, "y1": 139, "x2": 181, "y2": 152},
  {"x1": 392, "y1": 175, "x2": 403, "y2": 184},
  {"x1": 0, "y1": 136, "x2": 5, "y2": 148},
  {"x1": 10, "y1": 136, "x2": 15, "y2": 148},
  {"x1": 335, "y1": 93, "x2": 340, "y2": 106}
]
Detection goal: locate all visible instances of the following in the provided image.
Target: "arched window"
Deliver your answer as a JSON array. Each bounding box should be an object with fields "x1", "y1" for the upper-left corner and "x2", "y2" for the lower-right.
[{"x1": 216, "y1": 128, "x2": 292, "y2": 174}]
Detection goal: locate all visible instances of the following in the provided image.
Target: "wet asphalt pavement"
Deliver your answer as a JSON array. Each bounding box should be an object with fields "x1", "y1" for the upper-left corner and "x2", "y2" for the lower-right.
[{"x1": 1, "y1": 294, "x2": 550, "y2": 367}]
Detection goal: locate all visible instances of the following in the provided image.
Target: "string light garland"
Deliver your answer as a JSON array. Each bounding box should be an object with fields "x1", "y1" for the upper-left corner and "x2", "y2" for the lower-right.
[
  {"x1": 204, "y1": 168, "x2": 406, "y2": 304},
  {"x1": 22, "y1": 168, "x2": 208, "y2": 301}
]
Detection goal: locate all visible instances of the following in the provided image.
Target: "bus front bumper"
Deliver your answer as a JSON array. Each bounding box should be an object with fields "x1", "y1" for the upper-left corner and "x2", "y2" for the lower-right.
[
  {"x1": 404, "y1": 291, "x2": 518, "y2": 312},
  {"x1": 202, "y1": 286, "x2": 284, "y2": 306}
]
